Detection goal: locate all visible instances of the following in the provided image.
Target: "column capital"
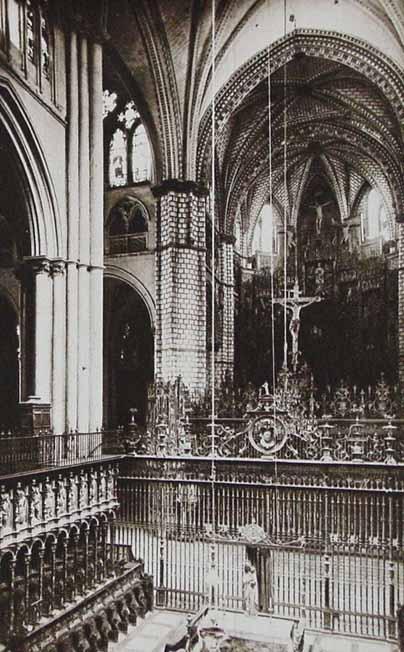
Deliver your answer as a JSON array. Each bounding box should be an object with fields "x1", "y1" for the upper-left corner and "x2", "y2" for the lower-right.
[
  {"x1": 152, "y1": 179, "x2": 209, "y2": 198},
  {"x1": 220, "y1": 232, "x2": 236, "y2": 246},
  {"x1": 51, "y1": 258, "x2": 66, "y2": 276},
  {"x1": 24, "y1": 256, "x2": 51, "y2": 275}
]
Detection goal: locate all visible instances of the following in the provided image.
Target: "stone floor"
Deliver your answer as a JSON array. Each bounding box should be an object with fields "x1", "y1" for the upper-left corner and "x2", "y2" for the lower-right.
[{"x1": 112, "y1": 609, "x2": 400, "y2": 652}]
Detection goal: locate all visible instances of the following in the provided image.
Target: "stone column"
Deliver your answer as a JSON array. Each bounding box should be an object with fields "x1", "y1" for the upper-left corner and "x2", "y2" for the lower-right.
[
  {"x1": 89, "y1": 39, "x2": 104, "y2": 432},
  {"x1": 8, "y1": 558, "x2": 16, "y2": 635},
  {"x1": 216, "y1": 235, "x2": 235, "y2": 383},
  {"x1": 29, "y1": 257, "x2": 53, "y2": 405},
  {"x1": 24, "y1": 553, "x2": 31, "y2": 627},
  {"x1": 51, "y1": 260, "x2": 66, "y2": 434},
  {"x1": 66, "y1": 30, "x2": 80, "y2": 431},
  {"x1": 77, "y1": 33, "x2": 91, "y2": 432},
  {"x1": 153, "y1": 180, "x2": 207, "y2": 391}
]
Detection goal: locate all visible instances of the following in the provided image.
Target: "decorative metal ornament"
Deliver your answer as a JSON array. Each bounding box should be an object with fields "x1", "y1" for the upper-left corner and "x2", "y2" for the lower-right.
[
  {"x1": 248, "y1": 415, "x2": 288, "y2": 455},
  {"x1": 238, "y1": 522, "x2": 267, "y2": 544}
]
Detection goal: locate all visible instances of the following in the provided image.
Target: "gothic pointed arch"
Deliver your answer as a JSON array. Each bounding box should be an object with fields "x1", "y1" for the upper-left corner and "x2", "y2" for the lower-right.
[{"x1": 0, "y1": 78, "x2": 61, "y2": 258}]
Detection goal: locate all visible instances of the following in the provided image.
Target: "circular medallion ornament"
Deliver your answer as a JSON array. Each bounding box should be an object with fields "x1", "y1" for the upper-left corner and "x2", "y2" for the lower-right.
[{"x1": 248, "y1": 415, "x2": 288, "y2": 455}]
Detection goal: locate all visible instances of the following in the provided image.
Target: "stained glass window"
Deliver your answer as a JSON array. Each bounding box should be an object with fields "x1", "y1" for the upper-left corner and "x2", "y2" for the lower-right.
[
  {"x1": 131, "y1": 124, "x2": 151, "y2": 182},
  {"x1": 109, "y1": 129, "x2": 127, "y2": 187}
]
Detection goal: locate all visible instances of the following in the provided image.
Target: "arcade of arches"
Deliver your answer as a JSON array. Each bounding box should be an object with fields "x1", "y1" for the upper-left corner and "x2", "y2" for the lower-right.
[{"x1": 0, "y1": 1, "x2": 403, "y2": 650}]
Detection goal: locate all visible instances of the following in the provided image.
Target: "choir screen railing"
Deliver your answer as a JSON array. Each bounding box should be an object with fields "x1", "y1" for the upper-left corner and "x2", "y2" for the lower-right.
[{"x1": 116, "y1": 458, "x2": 404, "y2": 641}]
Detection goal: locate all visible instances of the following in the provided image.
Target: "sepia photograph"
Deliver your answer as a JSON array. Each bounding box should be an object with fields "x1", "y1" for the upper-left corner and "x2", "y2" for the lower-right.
[{"x1": 0, "y1": 0, "x2": 403, "y2": 650}]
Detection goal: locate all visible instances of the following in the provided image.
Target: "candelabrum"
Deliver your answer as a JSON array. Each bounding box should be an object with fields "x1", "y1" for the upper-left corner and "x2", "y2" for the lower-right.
[
  {"x1": 320, "y1": 422, "x2": 335, "y2": 462},
  {"x1": 348, "y1": 417, "x2": 366, "y2": 462},
  {"x1": 383, "y1": 419, "x2": 397, "y2": 465}
]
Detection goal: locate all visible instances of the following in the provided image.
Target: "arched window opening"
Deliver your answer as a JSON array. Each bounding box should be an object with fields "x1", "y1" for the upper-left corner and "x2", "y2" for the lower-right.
[
  {"x1": 361, "y1": 188, "x2": 390, "y2": 244},
  {"x1": 107, "y1": 198, "x2": 149, "y2": 255},
  {"x1": 131, "y1": 124, "x2": 152, "y2": 183},
  {"x1": 105, "y1": 95, "x2": 153, "y2": 188},
  {"x1": 109, "y1": 129, "x2": 127, "y2": 188},
  {"x1": 251, "y1": 203, "x2": 278, "y2": 270},
  {"x1": 128, "y1": 207, "x2": 148, "y2": 234}
]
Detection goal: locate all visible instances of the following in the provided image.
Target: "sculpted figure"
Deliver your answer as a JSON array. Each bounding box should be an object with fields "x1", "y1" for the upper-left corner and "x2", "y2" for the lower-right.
[
  {"x1": 15, "y1": 482, "x2": 27, "y2": 526},
  {"x1": 44, "y1": 478, "x2": 54, "y2": 519},
  {"x1": 0, "y1": 485, "x2": 11, "y2": 529}
]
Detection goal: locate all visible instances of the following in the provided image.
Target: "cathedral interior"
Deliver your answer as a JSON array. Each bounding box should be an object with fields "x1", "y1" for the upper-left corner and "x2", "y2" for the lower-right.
[{"x1": 0, "y1": 1, "x2": 403, "y2": 650}]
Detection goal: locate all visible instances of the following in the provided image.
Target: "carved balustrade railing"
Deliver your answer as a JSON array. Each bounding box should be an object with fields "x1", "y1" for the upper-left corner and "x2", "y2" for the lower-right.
[
  {"x1": 105, "y1": 231, "x2": 148, "y2": 255},
  {"x1": 0, "y1": 459, "x2": 119, "y2": 549},
  {"x1": 0, "y1": 458, "x2": 131, "y2": 649},
  {"x1": 0, "y1": 430, "x2": 118, "y2": 475}
]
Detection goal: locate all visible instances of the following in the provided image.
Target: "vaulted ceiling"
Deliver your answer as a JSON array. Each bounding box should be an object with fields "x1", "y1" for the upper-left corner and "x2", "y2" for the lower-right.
[{"x1": 104, "y1": 0, "x2": 404, "y2": 239}]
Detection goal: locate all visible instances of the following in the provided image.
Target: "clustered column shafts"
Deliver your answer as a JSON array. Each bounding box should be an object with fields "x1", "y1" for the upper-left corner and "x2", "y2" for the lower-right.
[
  {"x1": 65, "y1": 29, "x2": 80, "y2": 432},
  {"x1": 65, "y1": 28, "x2": 104, "y2": 433},
  {"x1": 77, "y1": 32, "x2": 91, "y2": 434},
  {"x1": 89, "y1": 39, "x2": 104, "y2": 433}
]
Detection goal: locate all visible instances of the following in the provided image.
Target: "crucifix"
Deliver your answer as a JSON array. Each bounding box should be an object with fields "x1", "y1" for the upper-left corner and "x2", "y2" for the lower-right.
[
  {"x1": 309, "y1": 198, "x2": 333, "y2": 234},
  {"x1": 274, "y1": 279, "x2": 323, "y2": 371}
]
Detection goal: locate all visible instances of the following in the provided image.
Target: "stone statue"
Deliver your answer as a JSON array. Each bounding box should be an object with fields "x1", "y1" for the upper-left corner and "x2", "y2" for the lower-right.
[
  {"x1": 314, "y1": 262, "x2": 325, "y2": 295},
  {"x1": 15, "y1": 482, "x2": 27, "y2": 526},
  {"x1": 291, "y1": 614, "x2": 306, "y2": 652},
  {"x1": 44, "y1": 478, "x2": 55, "y2": 519},
  {"x1": 0, "y1": 485, "x2": 11, "y2": 529},
  {"x1": 89, "y1": 469, "x2": 98, "y2": 503},
  {"x1": 242, "y1": 563, "x2": 259, "y2": 616},
  {"x1": 30, "y1": 480, "x2": 41, "y2": 523},
  {"x1": 56, "y1": 475, "x2": 66, "y2": 515},
  {"x1": 79, "y1": 471, "x2": 88, "y2": 509}
]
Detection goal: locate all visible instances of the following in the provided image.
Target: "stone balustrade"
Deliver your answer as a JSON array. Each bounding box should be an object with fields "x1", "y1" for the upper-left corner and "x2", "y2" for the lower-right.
[{"x1": 0, "y1": 459, "x2": 120, "y2": 549}]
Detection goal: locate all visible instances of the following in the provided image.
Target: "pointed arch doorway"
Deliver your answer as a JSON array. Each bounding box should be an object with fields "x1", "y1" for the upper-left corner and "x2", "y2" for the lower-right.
[{"x1": 103, "y1": 276, "x2": 154, "y2": 429}]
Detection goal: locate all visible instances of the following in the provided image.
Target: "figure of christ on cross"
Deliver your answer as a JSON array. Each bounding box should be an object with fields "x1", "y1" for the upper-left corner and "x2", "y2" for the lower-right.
[
  {"x1": 274, "y1": 280, "x2": 323, "y2": 371},
  {"x1": 309, "y1": 198, "x2": 333, "y2": 234}
]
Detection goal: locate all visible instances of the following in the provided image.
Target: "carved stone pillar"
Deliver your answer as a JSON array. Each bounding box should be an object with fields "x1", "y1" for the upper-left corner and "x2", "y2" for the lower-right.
[
  {"x1": 38, "y1": 549, "x2": 44, "y2": 617},
  {"x1": 8, "y1": 558, "x2": 16, "y2": 635},
  {"x1": 62, "y1": 541, "x2": 69, "y2": 604},
  {"x1": 72, "y1": 533, "x2": 79, "y2": 598},
  {"x1": 49, "y1": 542, "x2": 56, "y2": 614},
  {"x1": 215, "y1": 234, "x2": 235, "y2": 384},
  {"x1": 153, "y1": 180, "x2": 208, "y2": 390},
  {"x1": 83, "y1": 529, "x2": 89, "y2": 592},
  {"x1": 24, "y1": 553, "x2": 31, "y2": 628}
]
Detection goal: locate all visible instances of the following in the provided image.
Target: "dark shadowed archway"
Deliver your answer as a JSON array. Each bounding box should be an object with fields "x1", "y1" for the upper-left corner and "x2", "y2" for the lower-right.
[{"x1": 103, "y1": 277, "x2": 154, "y2": 429}]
